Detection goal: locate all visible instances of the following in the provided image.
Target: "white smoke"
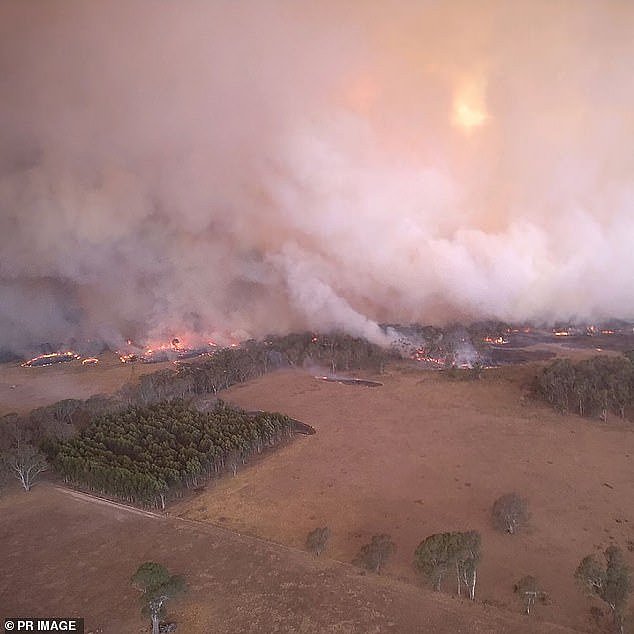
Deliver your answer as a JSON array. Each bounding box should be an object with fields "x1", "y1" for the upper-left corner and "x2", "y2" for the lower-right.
[{"x1": 1, "y1": 0, "x2": 633, "y2": 352}]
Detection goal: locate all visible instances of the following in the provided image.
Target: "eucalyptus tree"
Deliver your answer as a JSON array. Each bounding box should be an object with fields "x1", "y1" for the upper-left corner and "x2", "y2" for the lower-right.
[
  {"x1": 3, "y1": 442, "x2": 47, "y2": 492},
  {"x1": 132, "y1": 562, "x2": 186, "y2": 634},
  {"x1": 354, "y1": 534, "x2": 396, "y2": 573},
  {"x1": 576, "y1": 546, "x2": 630, "y2": 634},
  {"x1": 414, "y1": 531, "x2": 481, "y2": 599},
  {"x1": 492, "y1": 493, "x2": 529, "y2": 534},
  {"x1": 514, "y1": 575, "x2": 547, "y2": 615}
]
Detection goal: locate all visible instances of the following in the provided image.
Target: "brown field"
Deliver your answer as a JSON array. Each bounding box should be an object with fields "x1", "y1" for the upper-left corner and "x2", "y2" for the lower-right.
[
  {"x1": 174, "y1": 365, "x2": 634, "y2": 632},
  {"x1": 0, "y1": 352, "x2": 173, "y2": 416},
  {"x1": 1, "y1": 350, "x2": 633, "y2": 632},
  {"x1": 0, "y1": 484, "x2": 574, "y2": 633}
]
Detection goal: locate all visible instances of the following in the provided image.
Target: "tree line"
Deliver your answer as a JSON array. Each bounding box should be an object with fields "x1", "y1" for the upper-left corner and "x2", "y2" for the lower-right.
[
  {"x1": 49, "y1": 400, "x2": 294, "y2": 508},
  {"x1": 0, "y1": 332, "x2": 392, "y2": 493},
  {"x1": 177, "y1": 333, "x2": 394, "y2": 397},
  {"x1": 534, "y1": 354, "x2": 634, "y2": 420}
]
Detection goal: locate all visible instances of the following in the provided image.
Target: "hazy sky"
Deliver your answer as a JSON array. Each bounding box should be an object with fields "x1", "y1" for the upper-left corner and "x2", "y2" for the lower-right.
[{"x1": 1, "y1": 1, "x2": 633, "y2": 351}]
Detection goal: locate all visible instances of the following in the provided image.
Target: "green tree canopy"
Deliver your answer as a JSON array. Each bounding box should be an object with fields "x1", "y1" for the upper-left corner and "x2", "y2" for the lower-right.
[
  {"x1": 576, "y1": 546, "x2": 631, "y2": 633},
  {"x1": 132, "y1": 562, "x2": 186, "y2": 634}
]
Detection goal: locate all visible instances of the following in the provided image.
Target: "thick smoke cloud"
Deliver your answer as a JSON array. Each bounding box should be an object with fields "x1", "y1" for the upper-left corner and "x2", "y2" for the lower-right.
[{"x1": 1, "y1": 1, "x2": 633, "y2": 352}]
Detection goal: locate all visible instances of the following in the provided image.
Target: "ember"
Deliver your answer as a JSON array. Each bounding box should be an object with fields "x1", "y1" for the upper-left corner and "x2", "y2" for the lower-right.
[
  {"x1": 483, "y1": 336, "x2": 509, "y2": 345},
  {"x1": 117, "y1": 336, "x2": 218, "y2": 364}
]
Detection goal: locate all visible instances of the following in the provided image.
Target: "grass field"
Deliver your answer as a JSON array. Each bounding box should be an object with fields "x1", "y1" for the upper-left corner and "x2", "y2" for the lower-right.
[
  {"x1": 1, "y1": 351, "x2": 633, "y2": 632},
  {"x1": 0, "y1": 483, "x2": 575, "y2": 633},
  {"x1": 173, "y1": 365, "x2": 634, "y2": 632},
  {"x1": 0, "y1": 352, "x2": 172, "y2": 416}
]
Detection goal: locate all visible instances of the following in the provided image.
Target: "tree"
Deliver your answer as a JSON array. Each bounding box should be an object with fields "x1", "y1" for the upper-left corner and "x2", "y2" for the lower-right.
[
  {"x1": 2, "y1": 441, "x2": 47, "y2": 492},
  {"x1": 414, "y1": 532, "x2": 454, "y2": 591},
  {"x1": 306, "y1": 526, "x2": 331, "y2": 556},
  {"x1": 514, "y1": 575, "x2": 547, "y2": 615},
  {"x1": 492, "y1": 493, "x2": 529, "y2": 534},
  {"x1": 414, "y1": 531, "x2": 481, "y2": 599},
  {"x1": 575, "y1": 546, "x2": 631, "y2": 633},
  {"x1": 354, "y1": 534, "x2": 395, "y2": 573},
  {"x1": 0, "y1": 454, "x2": 8, "y2": 492},
  {"x1": 455, "y1": 530, "x2": 481, "y2": 600},
  {"x1": 470, "y1": 361, "x2": 484, "y2": 380},
  {"x1": 131, "y1": 562, "x2": 186, "y2": 634}
]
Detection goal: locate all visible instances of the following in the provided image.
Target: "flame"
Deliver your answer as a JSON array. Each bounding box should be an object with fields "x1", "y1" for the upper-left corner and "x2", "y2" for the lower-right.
[
  {"x1": 483, "y1": 336, "x2": 508, "y2": 344},
  {"x1": 116, "y1": 334, "x2": 222, "y2": 363},
  {"x1": 22, "y1": 351, "x2": 79, "y2": 367}
]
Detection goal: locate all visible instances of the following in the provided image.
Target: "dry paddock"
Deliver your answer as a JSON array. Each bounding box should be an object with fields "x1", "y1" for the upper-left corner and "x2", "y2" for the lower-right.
[
  {"x1": 1, "y1": 355, "x2": 633, "y2": 632},
  {"x1": 0, "y1": 484, "x2": 574, "y2": 633},
  {"x1": 173, "y1": 365, "x2": 634, "y2": 632}
]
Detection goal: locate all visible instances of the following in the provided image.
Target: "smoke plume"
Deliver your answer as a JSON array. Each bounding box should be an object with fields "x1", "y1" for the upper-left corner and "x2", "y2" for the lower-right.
[{"x1": 1, "y1": 1, "x2": 633, "y2": 352}]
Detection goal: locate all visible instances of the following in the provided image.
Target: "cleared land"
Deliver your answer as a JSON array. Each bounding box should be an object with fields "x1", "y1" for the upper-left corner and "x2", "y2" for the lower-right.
[
  {"x1": 173, "y1": 365, "x2": 634, "y2": 632},
  {"x1": 0, "y1": 483, "x2": 573, "y2": 633}
]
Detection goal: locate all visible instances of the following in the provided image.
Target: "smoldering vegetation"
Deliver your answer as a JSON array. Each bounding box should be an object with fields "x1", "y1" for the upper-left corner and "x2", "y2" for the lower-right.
[{"x1": 1, "y1": 1, "x2": 634, "y2": 354}]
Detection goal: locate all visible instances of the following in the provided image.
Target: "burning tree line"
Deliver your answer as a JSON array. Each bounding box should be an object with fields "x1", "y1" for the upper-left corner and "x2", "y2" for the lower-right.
[
  {"x1": 50, "y1": 401, "x2": 293, "y2": 508},
  {"x1": 126, "y1": 333, "x2": 394, "y2": 404},
  {"x1": 0, "y1": 332, "x2": 389, "y2": 496},
  {"x1": 534, "y1": 352, "x2": 634, "y2": 420}
]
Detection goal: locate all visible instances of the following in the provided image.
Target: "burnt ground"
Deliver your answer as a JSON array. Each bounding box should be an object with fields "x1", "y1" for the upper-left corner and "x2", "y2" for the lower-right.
[
  {"x1": 0, "y1": 352, "x2": 173, "y2": 416},
  {"x1": 482, "y1": 331, "x2": 633, "y2": 365},
  {"x1": 0, "y1": 484, "x2": 574, "y2": 634}
]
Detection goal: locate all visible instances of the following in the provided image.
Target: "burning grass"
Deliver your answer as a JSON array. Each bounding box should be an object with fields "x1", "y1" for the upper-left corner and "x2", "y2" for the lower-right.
[{"x1": 22, "y1": 351, "x2": 79, "y2": 367}]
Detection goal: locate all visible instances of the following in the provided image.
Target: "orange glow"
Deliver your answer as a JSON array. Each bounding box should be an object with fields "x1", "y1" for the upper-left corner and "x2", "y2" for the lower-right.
[
  {"x1": 451, "y1": 75, "x2": 488, "y2": 132},
  {"x1": 483, "y1": 336, "x2": 508, "y2": 344},
  {"x1": 117, "y1": 334, "x2": 222, "y2": 363},
  {"x1": 22, "y1": 351, "x2": 79, "y2": 367}
]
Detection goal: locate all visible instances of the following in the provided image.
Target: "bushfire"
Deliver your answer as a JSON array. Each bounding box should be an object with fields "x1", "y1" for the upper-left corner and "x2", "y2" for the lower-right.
[
  {"x1": 22, "y1": 351, "x2": 80, "y2": 367},
  {"x1": 116, "y1": 337, "x2": 217, "y2": 364}
]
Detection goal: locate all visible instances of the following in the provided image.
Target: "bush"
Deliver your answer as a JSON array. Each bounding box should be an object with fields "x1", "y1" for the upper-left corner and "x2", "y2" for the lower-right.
[{"x1": 306, "y1": 526, "x2": 331, "y2": 556}]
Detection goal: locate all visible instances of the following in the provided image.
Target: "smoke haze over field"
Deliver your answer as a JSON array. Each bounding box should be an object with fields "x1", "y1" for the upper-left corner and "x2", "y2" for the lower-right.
[{"x1": 1, "y1": 1, "x2": 633, "y2": 352}]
